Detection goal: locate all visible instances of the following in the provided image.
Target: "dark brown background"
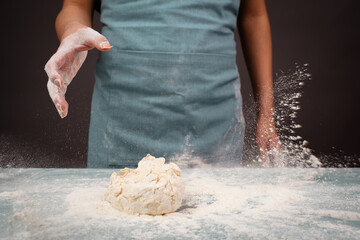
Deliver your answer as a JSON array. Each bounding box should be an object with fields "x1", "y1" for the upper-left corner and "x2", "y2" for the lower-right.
[{"x1": 1, "y1": 1, "x2": 359, "y2": 167}]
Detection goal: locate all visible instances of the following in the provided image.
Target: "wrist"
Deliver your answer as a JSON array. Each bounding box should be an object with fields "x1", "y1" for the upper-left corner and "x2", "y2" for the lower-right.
[
  {"x1": 256, "y1": 100, "x2": 275, "y2": 117},
  {"x1": 257, "y1": 105, "x2": 275, "y2": 119},
  {"x1": 61, "y1": 22, "x2": 89, "y2": 41}
]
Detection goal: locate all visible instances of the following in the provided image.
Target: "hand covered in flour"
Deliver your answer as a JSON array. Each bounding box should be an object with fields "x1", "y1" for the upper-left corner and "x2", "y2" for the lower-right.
[
  {"x1": 44, "y1": 27, "x2": 112, "y2": 118},
  {"x1": 256, "y1": 112, "x2": 283, "y2": 167}
]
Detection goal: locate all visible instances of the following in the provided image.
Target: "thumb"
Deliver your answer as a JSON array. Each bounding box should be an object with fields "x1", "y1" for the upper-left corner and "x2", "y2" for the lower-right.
[
  {"x1": 95, "y1": 38, "x2": 112, "y2": 52},
  {"x1": 81, "y1": 28, "x2": 112, "y2": 51}
]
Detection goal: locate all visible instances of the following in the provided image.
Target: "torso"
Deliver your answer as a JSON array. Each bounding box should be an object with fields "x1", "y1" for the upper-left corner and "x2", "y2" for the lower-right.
[{"x1": 88, "y1": 0, "x2": 245, "y2": 168}]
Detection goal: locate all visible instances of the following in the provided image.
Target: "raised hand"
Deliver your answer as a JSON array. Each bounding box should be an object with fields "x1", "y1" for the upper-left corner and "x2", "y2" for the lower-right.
[{"x1": 44, "y1": 27, "x2": 112, "y2": 118}]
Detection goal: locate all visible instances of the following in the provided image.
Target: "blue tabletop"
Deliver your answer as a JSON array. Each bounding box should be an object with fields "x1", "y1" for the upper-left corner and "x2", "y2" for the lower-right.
[{"x1": 0, "y1": 168, "x2": 359, "y2": 239}]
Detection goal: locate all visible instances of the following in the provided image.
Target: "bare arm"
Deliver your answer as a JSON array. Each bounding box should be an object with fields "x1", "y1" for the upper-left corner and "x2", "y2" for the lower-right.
[
  {"x1": 55, "y1": 0, "x2": 94, "y2": 40},
  {"x1": 238, "y1": 0, "x2": 274, "y2": 115},
  {"x1": 238, "y1": 0, "x2": 282, "y2": 167}
]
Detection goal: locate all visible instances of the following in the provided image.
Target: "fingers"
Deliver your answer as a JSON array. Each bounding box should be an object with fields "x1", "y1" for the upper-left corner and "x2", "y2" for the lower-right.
[
  {"x1": 257, "y1": 136, "x2": 270, "y2": 168},
  {"x1": 268, "y1": 139, "x2": 284, "y2": 167},
  {"x1": 257, "y1": 129, "x2": 284, "y2": 167},
  {"x1": 47, "y1": 80, "x2": 69, "y2": 118},
  {"x1": 44, "y1": 53, "x2": 65, "y2": 88}
]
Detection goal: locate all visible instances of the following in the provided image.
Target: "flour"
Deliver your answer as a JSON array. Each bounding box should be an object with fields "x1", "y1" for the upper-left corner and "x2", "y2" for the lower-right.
[
  {"x1": 104, "y1": 154, "x2": 185, "y2": 215},
  {"x1": 65, "y1": 170, "x2": 308, "y2": 220},
  {"x1": 4, "y1": 168, "x2": 359, "y2": 239},
  {"x1": 242, "y1": 64, "x2": 324, "y2": 167},
  {"x1": 312, "y1": 210, "x2": 360, "y2": 221},
  {"x1": 0, "y1": 191, "x2": 25, "y2": 198}
]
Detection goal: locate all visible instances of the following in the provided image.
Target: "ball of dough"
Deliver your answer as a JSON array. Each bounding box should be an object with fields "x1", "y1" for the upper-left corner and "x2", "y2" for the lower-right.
[{"x1": 104, "y1": 154, "x2": 185, "y2": 215}]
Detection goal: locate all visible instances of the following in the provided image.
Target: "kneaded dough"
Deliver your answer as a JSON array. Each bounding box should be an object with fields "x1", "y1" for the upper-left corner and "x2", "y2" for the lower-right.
[{"x1": 104, "y1": 154, "x2": 185, "y2": 215}]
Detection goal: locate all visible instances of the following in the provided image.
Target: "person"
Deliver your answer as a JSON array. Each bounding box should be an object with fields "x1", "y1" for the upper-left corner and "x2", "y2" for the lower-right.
[{"x1": 45, "y1": 0, "x2": 282, "y2": 168}]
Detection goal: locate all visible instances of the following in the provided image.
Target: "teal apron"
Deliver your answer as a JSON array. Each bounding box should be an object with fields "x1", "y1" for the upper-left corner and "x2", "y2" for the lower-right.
[{"x1": 88, "y1": 0, "x2": 245, "y2": 168}]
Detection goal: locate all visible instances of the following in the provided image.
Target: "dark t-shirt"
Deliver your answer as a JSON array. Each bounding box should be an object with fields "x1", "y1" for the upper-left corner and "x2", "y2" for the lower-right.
[{"x1": 94, "y1": 0, "x2": 101, "y2": 13}]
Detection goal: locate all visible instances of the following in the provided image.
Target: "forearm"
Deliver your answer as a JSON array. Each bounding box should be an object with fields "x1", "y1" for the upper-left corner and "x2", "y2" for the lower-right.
[
  {"x1": 238, "y1": 9, "x2": 274, "y2": 116},
  {"x1": 55, "y1": 0, "x2": 94, "y2": 41}
]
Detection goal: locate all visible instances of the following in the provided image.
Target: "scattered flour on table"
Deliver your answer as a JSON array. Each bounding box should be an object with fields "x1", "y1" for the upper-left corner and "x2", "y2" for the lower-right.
[
  {"x1": 0, "y1": 191, "x2": 25, "y2": 198},
  {"x1": 65, "y1": 174, "x2": 305, "y2": 221},
  {"x1": 312, "y1": 210, "x2": 360, "y2": 221},
  {"x1": 4, "y1": 169, "x2": 360, "y2": 239}
]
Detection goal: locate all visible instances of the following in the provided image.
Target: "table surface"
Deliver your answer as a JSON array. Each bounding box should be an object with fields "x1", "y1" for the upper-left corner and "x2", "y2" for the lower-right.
[{"x1": 0, "y1": 168, "x2": 359, "y2": 239}]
